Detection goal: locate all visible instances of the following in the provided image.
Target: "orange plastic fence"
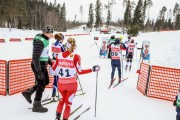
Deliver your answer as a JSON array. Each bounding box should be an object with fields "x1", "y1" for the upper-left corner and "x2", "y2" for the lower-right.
[
  {"x1": 137, "y1": 62, "x2": 150, "y2": 95},
  {"x1": 8, "y1": 59, "x2": 54, "y2": 95},
  {"x1": 9, "y1": 38, "x2": 21, "y2": 42},
  {"x1": 46, "y1": 66, "x2": 53, "y2": 88},
  {"x1": 0, "y1": 60, "x2": 7, "y2": 96},
  {"x1": 147, "y1": 65, "x2": 180, "y2": 101},
  {"x1": 0, "y1": 39, "x2": 5, "y2": 43},
  {"x1": 8, "y1": 59, "x2": 35, "y2": 95}
]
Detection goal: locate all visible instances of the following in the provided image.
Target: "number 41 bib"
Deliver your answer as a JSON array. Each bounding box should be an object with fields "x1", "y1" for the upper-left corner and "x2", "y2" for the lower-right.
[{"x1": 57, "y1": 53, "x2": 77, "y2": 83}]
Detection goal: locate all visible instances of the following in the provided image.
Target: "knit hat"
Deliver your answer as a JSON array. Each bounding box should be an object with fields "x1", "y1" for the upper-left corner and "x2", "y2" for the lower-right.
[{"x1": 42, "y1": 25, "x2": 54, "y2": 33}]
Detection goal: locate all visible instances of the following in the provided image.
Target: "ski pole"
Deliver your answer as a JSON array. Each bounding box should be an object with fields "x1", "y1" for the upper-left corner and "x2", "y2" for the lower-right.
[
  {"x1": 122, "y1": 54, "x2": 124, "y2": 79},
  {"x1": 77, "y1": 75, "x2": 85, "y2": 95},
  {"x1": 95, "y1": 71, "x2": 98, "y2": 117},
  {"x1": 120, "y1": 49, "x2": 123, "y2": 79},
  {"x1": 56, "y1": 75, "x2": 60, "y2": 99},
  {"x1": 136, "y1": 48, "x2": 137, "y2": 62}
]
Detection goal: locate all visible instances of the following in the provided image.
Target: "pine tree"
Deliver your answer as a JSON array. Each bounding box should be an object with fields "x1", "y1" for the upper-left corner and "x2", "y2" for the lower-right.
[
  {"x1": 143, "y1": 0, "x2": 147, "y2": 22},
  {"x1": 160, "y1": 6, "x2": 167, "y2": 29},
  {"x1": 60, "y1": 2, "x2": 66, "y2": 31},
  {"x1": 154, "y1": 18, "x2": 161, "y2": 31},
  {"x1": 173, "y1": 3, "x2": 179, "y2": 16},
  {"x1": 105, "y1": 1, "x2": 114, "y2": 29},
  {"x1": 123, "y1": 0, "x2": 134, "y2": 30},
  {"x1": 146, "y1": 0, "x2": 153, "y2": 19},
  {"x1": 144, "y1": 0, "x2": 153, "y2": 31},
  {"x1": 80, "y1": 5, "x2": 83, "y2": 23},
  {"x1": 175, "y1": 14, "x2": 180, "y2": 29},
  {"x1": 87, "y1": 3, "x2": 94, "y2": 32},
  {"x1": 106, "y1": 8, "x2": 111, "y2": 28},
  {"x1": 173, "y1": 3, "x2": 180, "y2": 30},
  {"x1": 132, "y1": 0, "x2": 144, "y2": 30},
  {"x1": 95, "y1": 0, "x2": 102, "y2": 30}
]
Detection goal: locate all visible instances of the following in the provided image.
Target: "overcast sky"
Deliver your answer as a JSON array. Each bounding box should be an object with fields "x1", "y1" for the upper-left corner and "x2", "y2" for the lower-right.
[{"x1": 47, "y1": 0, "x2": 179, "y2": 22}]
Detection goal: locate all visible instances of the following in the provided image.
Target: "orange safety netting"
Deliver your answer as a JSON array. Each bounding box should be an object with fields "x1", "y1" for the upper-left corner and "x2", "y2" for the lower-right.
[
  {"x1": 137, "y1": 62, "x2": 150, "y2": 95},
  {"x1": 147, "y1": 65, "x2": 180, "y2": 101},
  {"x1": 46, "y1": 66, "x2": 53, "y2": 88},
  {"x1": 0, "y1": 60, "x2": 7, "y2": 96},
  {"x1": 8, "y1": 59, "x2": 54, "y2": 95},
  {"x1": 8, "y1": 59, "x2": 35, "y2": 95}
]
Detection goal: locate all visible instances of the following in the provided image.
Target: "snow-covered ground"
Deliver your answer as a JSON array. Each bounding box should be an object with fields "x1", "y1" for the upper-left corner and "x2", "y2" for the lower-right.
[{"x1": 0, "y1": 27, "x2": 178, "y2": 120}]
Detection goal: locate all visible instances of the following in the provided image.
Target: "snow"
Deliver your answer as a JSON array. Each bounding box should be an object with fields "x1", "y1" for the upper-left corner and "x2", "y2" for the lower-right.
[{"x1": 0, "y1": 27, "x2": 178, "y2": 120}]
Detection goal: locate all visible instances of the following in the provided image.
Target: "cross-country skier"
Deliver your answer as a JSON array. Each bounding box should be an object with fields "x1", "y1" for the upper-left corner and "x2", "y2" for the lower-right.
[
  {"x1": 107, "y1": 35, "x2": 115, "y2": 59},
  {"x1": 107, "y1": 38, "x2": 126, "y2": 85},
  {"x1": 52, "y1": 38, "x2": 100, "y2": 120},
  {"x1": 124, "y1": 36, "x2": 131, "y2": 60},
  {"x1": 51, "y1": 33, "x2": 66, "y2": 101},
  {"x1": 173, "y1": 88, "x2": 180, "y2": 120},
  {"x1": 22, "y1": 25, "x2": 53, "y2": 113},
  {"x1": 125, "y1": 39, "x2": 137, "y2": 70}
]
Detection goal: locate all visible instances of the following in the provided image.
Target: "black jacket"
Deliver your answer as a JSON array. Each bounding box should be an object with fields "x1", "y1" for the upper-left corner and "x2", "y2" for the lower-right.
[{"x1": 32, "y1": 34, "x2": 52, "y2": 72}]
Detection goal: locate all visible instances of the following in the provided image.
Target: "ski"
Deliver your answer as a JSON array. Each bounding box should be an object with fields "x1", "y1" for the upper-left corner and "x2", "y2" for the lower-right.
[
  {"x1": 112, "y1": 77, "x2": 128, "y2": 88},
  {"x1": 41, "y1": 95, "x2": 49, "y2": 103},
  {"x1": 41, "y1": 95, "x2": 61, "y2": 103},
  {"x1": 75, "y1": 92, "x2": 86, "y2": 96},
  {"x1": 40, "y1": 92, "x2": 85, "y2": 104},
  {"x1": 28, "y1": 98, "x2": 60, "y2": 109},
  {"x1": 41, "y1": 98, "x2": 51, "y2": 103},
  {"x1": 108, "y1": 77, "x2": 116, "y2": 89},
  {"x1": 70, "y1": 104, "x2": 83, "y2": 116},
  {"x1": 41, "y1": 92, "x2": 85, "y2": 104},
  {"x1": 72, "y1": 107, "x2": 91, "y2": 120}
]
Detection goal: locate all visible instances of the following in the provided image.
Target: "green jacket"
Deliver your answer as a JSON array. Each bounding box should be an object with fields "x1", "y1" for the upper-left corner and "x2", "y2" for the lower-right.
[{"x1": 108, "y1": 38, "x2": 115, "y2": 45}]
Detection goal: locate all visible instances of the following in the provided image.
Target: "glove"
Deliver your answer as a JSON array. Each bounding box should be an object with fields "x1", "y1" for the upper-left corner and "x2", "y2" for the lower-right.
[
  {"x1": 173, "y1": 100, "x2": 177, "y2": 106},
  {"x1": 92, "y1": 65, "x2": 100, "y2": 72},
  {"x1": 37, "y1": 71, "x2": 44, "y2": 80}
]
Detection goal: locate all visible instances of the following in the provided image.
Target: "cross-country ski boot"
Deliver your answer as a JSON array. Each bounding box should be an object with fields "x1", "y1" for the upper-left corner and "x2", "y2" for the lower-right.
[
  {"x1": 125, "y1": 65, "x2": 128, "y2": 71},
  {"x1": 32, "y1": 100, "x2": 48, "y2": 113},
  {"x1": 22, "y1": 87, "x2": 36, "y2": 104},
  {"x1": 110, "y1": 78, "x2": 116, "y2": 85},
  {"x1": 118, "y1": 78, "x2": 121, "y2": 83},
  {"x1": 55, "y1": 112, "x2": 61, "y2": 120},
  {"x1": 51, "y1": 94, "x2": 59, "y2": 102}
]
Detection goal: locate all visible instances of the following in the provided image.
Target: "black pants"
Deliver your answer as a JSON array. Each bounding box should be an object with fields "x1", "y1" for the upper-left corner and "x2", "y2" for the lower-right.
[
  {"x1": 31, "y1": 62, "x2": 50, "y2": 101},
  {"x1": 127, "y1": 52, "x2": 133, "y2": 62}
]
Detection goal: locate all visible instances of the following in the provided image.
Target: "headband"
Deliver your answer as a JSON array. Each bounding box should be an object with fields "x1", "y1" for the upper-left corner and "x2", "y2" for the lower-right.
[{"x1": 66, "y1": 42, "x2": 72, "y2": 49}]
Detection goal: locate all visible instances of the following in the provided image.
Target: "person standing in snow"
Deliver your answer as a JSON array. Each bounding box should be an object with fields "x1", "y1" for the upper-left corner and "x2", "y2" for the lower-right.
[
  {"x1": 125, "y1": 39, "x2": 137, "y2": 70},
  {"x1": 22, "y1": 25, "x2": 54, "y2": 113},
  {"x1": 107, "y1": 35, "x2": 115, "y2": 59},
  {"x1": 50, "y1": 33, "x2": 66, "y2": 101},
  {"x1": 124, "y1": 36, "x2": 131, "y2": 60},
  {"x1": 107, "y1": 38, "x2": 126, "y2": 84},
  {"x1": 52, "y1": 38, "x2": 100, "y2": 120},
  {"x1": 174, "y1": 88, "x2": 180, "y2": 120}
]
